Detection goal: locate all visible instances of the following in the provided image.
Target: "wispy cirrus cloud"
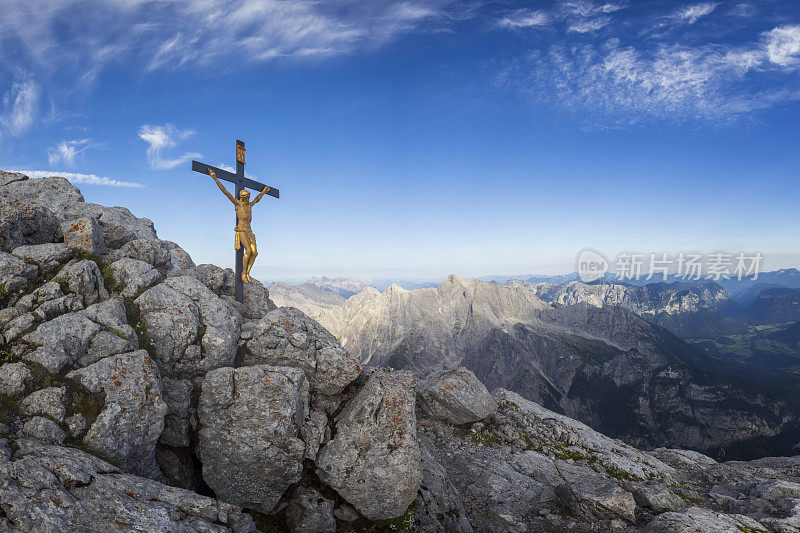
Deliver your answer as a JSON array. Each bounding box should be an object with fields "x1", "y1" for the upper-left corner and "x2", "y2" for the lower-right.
[
  {"x1": 138, "y1": 124, "x2": 201, "y2": 170},
  {"x1": 14, "y1": 170, "x2": 144, "y2": 188},
  {"x1": 766, "y1": 25, "x2": 800, "y2": 66},
  {"x1": 673, "y1": 2, "x2": 718, "y2": 24},
  {"x1": 0, "y1": 1, "x2": 464, "y2": 77},
  {"x1": 0, "y1": 80, "x2": 39, "y2": 141},
  {"x1": 47, "y1": 139, "x2": 94, "y2": 167},
  {"x1": 569, "y1": 16, "x2": 612, "y2": 33},
  {"x1": 498, "y1": 10, "x2": 550, "y2": 29},
  {"x1": 506, "y1": 23, "x2": 800, "y2": 126},
  {"x1": 0, "y1": 1, "x2": 472, "y2": 140},
  {"x1": 497, "y1": 1, "x2": 626, "y2": 34}
]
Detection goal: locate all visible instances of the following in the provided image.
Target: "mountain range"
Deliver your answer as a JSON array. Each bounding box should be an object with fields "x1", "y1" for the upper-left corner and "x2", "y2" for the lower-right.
[{"x1": 270, "y1": 273, "x2": 800, "y2": 459}]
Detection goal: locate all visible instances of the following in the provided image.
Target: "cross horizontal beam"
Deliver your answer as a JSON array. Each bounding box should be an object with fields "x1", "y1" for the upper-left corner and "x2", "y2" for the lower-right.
[{"x1": 191, "y1": 161, "x2": 279, "y2": 199}]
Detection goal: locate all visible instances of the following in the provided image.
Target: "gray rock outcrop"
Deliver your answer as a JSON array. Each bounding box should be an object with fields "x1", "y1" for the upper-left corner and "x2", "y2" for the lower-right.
[
  {"x1": 135, "y1": 276, "x2": 240, "y2": 379},
  {"x1": 242, "y1": 306, "x2": 361, "y2": 396},
  {"x1": 417, "y1": 366, "x2": 497, "y2": 424},
  {"x1": 0, "y1": 439, "x2": 257, "y2": 532},
  {"x1": 316, "y1": 369, "x2": 422, "y2": 520},
  {"x1": 197, "y1": 365, "x2": 308, "y2": 513},
  {"x1": 61, "y1": 216, "x2": 107, "y2": 255},
  {"x1": 67, "y1": 350, "x2": 167, "y2": 478}
]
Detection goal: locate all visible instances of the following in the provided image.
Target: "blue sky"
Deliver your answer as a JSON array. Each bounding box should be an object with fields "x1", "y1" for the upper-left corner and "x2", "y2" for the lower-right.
[{"x1": 1, "y1": 0, "x2": 799, "y2": 282}]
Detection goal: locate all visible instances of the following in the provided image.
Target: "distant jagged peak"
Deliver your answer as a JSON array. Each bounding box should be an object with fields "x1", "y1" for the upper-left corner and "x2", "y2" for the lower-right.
[
  {"x1": 307, "y1": 275, "x2": 372, "y2": 297},
  {"x1": 384, "y1": 283, "x2": 408, "y2": 293}
]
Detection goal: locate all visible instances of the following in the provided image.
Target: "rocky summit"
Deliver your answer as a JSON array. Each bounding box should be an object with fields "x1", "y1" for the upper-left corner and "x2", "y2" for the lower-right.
[{"x1": 1, "y1": 171, "x2": 799, "y2": 533}]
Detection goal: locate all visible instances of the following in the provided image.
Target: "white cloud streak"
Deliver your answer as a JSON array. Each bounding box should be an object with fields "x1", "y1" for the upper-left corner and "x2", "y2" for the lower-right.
[
  {"x1": 765, "y1": 25, "x2": 800, "y2": 67},
  {"x1": 0, "y1": 1, "x2": 458, "y2": 77},
  {"x1": 0, "y1": 80, "x2": 39, "y2": 140},
  {"x1": 498, "y1": 10, "x2": 550, "y2": 29},
  {"x1": 138, "y1": 124, "x2": 201, "y2": 170},
  {"x1": 14, "y1": 170, "x2": 144, "y2": 188},
  {"x1": 510, "y1": 23, "x2": 800, "y2": 126},
  {"x1": 673, "y1": 3, "x2": 718, "y2": 24},
  {"x1": 569, "y1": 16, "x2": 611, "y2": 33},
  {"x1": 497, "y1": 1, "x2": 626, "y2": 34},
  {"x1": 47, "y1": 139, "x2": 93, "y2": 167},
  {"x1": 0, "y1": 1, "x2": 465, "y2": 139}
]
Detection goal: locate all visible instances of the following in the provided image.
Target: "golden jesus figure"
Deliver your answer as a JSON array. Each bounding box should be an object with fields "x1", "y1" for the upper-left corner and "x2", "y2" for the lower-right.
[{"x1": 209, "y1": 169, "x2": 271, "y2": 283}]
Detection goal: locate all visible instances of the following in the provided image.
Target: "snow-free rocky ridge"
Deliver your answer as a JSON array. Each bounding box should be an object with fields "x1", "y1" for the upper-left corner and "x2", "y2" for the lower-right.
[{"x1": 1, "y1": 171, "x2": 799, "y2": 532}]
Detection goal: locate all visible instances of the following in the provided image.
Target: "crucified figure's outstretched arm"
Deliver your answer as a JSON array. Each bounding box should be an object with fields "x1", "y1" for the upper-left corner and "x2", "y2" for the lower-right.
[
  {"x1": 209, "y1": 169, "x2": 236, "y2": 204},
  {"x1": 249, "y1": 185, "x2": 271, "y2": 206}
]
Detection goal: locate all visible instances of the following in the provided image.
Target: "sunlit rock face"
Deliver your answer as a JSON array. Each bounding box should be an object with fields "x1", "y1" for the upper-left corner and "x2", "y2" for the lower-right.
[{"x1": 1, "y1": 173, "x2": 798, "y2": 533}]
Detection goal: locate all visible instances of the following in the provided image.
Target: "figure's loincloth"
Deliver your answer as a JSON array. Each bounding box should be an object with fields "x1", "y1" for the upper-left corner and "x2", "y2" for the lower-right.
[{"x1": 234, "y1": 227, "x2": 256, "y2": 250}]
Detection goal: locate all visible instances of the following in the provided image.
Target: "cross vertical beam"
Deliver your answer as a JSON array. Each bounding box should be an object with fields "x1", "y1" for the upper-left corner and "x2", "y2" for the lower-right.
[{"x1": 234, "y1": 140, "x2": 245, "y2": 303}]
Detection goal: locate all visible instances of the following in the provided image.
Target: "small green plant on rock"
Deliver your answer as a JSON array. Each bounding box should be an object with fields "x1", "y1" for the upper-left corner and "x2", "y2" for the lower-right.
[
  {"x1": 496, "y1": 399, "x2": 520, "y2": 412},
  {"x1": 602, "y1": 462, "x2": 638, "y2": 481},
  {"x1": 1, "y1": 348, "x2": 15, "y2": 364},
  {"x1": 736, "y1": 525, "x2": 771, "y2": 533},
  {"x1": 51, "y1": 277, "x2": 71, "y2": 294},
  {"x1": 470, "y1": 428, "x2": 499, "y2": 445},
  {"x1": 104, "y1": 325, "x2": 128, "y2": 340},
  {"x1": 69, "y1": 440, "x2": 123, "y2": 468},
  {"x1": 100, "y1": 264, "x2": 117, "y2": 292},
  {"x1": 0, "y1": 394, "x2": 22, "y2": 425},
  {"x1": 27, "y1": 361, "x2": 65, "y2": 389},
  {"x1": 552, "y1": 445, "x2": 586, "y2": 461},
  {"x1": 375, "y1": 502, "x2": 416, "y2": 531}
]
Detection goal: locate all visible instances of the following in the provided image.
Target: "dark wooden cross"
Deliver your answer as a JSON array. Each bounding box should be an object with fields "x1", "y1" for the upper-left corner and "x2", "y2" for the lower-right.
[{"x1": 191, "y1": 140, "x2": 279, "y2": 303}]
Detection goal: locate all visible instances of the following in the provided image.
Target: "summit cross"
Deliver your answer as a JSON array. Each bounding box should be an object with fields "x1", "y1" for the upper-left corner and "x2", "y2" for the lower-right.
[{"x1": 191, "y1": 140, "x2": 280, "y2": 303}]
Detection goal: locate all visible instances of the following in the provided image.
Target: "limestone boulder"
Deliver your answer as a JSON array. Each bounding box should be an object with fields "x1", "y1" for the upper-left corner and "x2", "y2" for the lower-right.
[
  {"x1": 0, "y1": 190, "x2": 60, "y2": 252},
  {"x1": 55, "y1": 259, "x2": 109, "y2": 306},
  {"x1": 0, "y1": 439, "x2": 257, "y2": 532},
  {"x1": 112, "y1": 238, "x2": 171, "y2": 271},
  {"x1": 109, "y1": 257, "x2": 162, "y2": 297},
  {"x1": 0, "y1": 362, "x2": 31, "y2": 398},
  {"x1": 193, "y1": 263, "x2": 276, "y2": 319},
  {"x1": 23, "y1": 345, "x2": 72, "y2": 374},
  {"x1": 0, "y1": 170, "x2": 28, "y2": 187},
  {"x1": 555, "y1": 477, "x2": 636, "y2": 523},
  {"x1": 644, "y1": 506, "x2": 770, "y2": 533},
  {"x1": 316, "y1": 369, "x2": 421, "y2": 520},
  {"x1": 162, "y1": 241, "x2": 195, "y2": 272},
  {"x1": 78, "y1": 300, "x2": 138, "y2": 365},
  {"x1": 20, "y1": 387, "x2": 66, "y2": 422},
  {"x1": 22, "y1": 416, "x2": 66, "y2": 444},
  {"x1": 135, "y1": 276, "x2": 240, "y2": 378},
  {"x1": 417, "y1": 367, "x2": 497, "y2": 425},
  {"x1": 66, "y1": 350, "x2": 168, "y2": 478},
  {"x1": 2, "y1": 175, "x2": 156, "y2": 246},
  {"x1": 243, "y1": 307, "x2": 361, "y2": 396},
  {"x1": 0, "y1": 250, "x2": 38, "y2": 294},
  {"x1": 11, "y1": 243, "x2": 72, "y2": 275},
  {"x1": 24, "y1": 313, "x2": 103, "y2": 365},
  {"x1": 1, "y1": 312, "x2": 35, "y2": 344},
  {"x1": 197, "y1": 365, "x2": 308, "y2": 514},
  {"x1": 61, "y1": 217, "x2": 107, "y2": 255}
]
